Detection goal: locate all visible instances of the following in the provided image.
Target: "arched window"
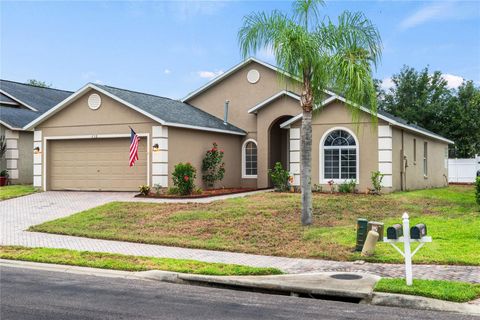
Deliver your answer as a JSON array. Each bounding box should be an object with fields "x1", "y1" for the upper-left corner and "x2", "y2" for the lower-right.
[
  {"x1": 242, "y1": 139, "x2": 257, "y2": 178},
  {"x1": 321, "y1": 129, "x2": 358, "y2": 182}
]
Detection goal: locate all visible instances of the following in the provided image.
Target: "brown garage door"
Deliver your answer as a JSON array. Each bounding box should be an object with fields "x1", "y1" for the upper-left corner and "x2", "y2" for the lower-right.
[{"x1": 48, "y1": 138, "x2": 147, "y2": 191}]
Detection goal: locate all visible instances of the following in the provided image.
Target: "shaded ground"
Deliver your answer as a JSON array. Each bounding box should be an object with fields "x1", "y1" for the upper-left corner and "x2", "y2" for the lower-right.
[{"x1": 30, "y1": 186, "x2": 480, "y2": 265}]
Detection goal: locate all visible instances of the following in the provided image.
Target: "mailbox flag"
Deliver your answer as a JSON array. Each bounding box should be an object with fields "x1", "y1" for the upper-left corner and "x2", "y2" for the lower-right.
[{"x1": 129, "y1": 128, "x2": 140, "y2": 167}]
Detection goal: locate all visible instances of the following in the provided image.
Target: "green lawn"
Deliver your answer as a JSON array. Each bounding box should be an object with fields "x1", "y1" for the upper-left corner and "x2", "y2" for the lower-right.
[
  {"x1": 375, "y1": 278, "x2": 480, "y2": 302},
  {"x1": 29, "y1": 185, "x2": 480, "y2": 265},
  {"x1": 0, "y1": 185, "x2": 37, "y2": 200},
  {"x1": 0, "y1": 246, "x2": 282, "y2": 276}
]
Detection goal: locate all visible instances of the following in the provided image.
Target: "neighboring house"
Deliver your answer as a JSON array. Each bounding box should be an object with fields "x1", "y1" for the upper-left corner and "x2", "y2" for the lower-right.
[
  {"x1": 0, "y1": 80, "x2": 73, "y2": 184},
  {"x1": 13, "y1": 57, "x2": 453, "y2": 192}
]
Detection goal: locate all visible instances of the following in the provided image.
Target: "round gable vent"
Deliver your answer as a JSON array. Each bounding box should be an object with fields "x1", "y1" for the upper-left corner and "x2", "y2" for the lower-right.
[
  {"x1": 247, "y1": 69, "x2": 260, "y2": 84},
  {"x1": 88, "y1": 93, "x2": 102, "y2": 110}
]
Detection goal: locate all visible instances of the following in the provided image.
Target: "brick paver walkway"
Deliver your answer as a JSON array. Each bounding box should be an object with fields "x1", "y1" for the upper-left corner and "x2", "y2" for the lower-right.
[{"x1": 1, "y1": 191, "x2": 479, "y2": 283}]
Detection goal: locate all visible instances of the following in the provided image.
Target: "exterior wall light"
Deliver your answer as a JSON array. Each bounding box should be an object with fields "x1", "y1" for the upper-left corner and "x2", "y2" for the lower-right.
[
  {"x1": 152, "y1": 143, "x2": 160, "y2": 152},
  {"x1": 33, "y1": 146, "x2": 41, "y2": 154}
]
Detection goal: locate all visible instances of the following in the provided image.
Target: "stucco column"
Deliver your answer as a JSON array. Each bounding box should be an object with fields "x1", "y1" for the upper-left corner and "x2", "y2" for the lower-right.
[
  {"x1": 151, "y1": 126, "x2": 168, "y2": 187},
  {"x1": 378, "y1": 125, "x2": 393, "y2": 188},
  {"x1": 5, "y1": 129, "x2": 19, "y2": 181},
  {"x1": 33, "y1": 130, "x2": 42, "y2": 188},
  {"x1": 256, "y1": 123, "x2": 269, "y2": 188}
]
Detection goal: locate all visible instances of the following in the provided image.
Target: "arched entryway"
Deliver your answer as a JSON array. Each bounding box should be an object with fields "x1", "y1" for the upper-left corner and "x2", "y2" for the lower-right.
[{"x1": 268, "y1": 116, "x2": 293, "y2": 186}]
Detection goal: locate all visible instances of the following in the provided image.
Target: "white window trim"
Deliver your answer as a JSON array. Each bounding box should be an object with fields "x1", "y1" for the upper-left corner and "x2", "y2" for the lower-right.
[
  {"x1": 242, "y1": 138, "x2": 258, "y2": 179},
  {"x1": 319, "y1": 127, "x2": 360, "y2": 185}
]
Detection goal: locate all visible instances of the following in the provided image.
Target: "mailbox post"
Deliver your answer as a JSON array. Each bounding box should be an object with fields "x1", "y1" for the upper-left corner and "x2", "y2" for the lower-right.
[{"x1": 383, "y1": 212, "x2": 432, "y2": 286}]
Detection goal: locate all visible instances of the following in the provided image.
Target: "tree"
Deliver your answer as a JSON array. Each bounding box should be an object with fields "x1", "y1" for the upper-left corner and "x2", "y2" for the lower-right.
[
  {"x1": 379, "y1": 66, "x2": 451, "y2": 135},
  {"x1": 238, "y1": 0, "x2": 381, "y2": 225},
  {"x1": 26, "y1": 79, "x2": 52, "y2": 88},
  {"x1": 443, "y1": 81, "x2": 480, "y2": 158},
  {"x1": 379, "y1": 66, "x2": 480, "y2": 158}
]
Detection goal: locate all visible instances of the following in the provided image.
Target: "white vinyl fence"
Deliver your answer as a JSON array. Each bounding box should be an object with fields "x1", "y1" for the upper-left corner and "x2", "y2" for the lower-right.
[{"x1": 448, "y1": 155, "x2": 480, "y2": 183}]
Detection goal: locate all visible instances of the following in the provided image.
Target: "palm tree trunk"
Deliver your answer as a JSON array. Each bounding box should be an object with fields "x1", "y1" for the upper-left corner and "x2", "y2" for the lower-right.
[{"x1": 300, "y1": 109, "x2": 313, "y2": 225}]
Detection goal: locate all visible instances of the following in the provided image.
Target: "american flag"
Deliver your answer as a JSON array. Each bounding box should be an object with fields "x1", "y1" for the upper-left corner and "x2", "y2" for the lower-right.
[{"x1": 129, "y1": 128, "x2": 140, "y2": 167}]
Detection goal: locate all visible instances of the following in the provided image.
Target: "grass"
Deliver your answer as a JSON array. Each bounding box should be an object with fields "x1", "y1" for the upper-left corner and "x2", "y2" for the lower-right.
[
  {"x1": 374, "y1": 278, "x2": 480, "y2": 303},
  {"x1": 0, "y1": 185, "x2": 37, "y2": 200},
  {"x1": 29, "y1": 185, "x2": 480, "y2": 265},
  {"x1": 0, "y1": 246, "x2": 282, "y2": 276}
]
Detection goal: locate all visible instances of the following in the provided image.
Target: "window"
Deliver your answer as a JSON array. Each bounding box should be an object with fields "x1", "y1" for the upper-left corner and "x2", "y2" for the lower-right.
[
  {"x1": 242, "y1": 139, "x2": 257, "y2": 178},
  {"x1": 413, "y1": 139, "x2": 417, "y2": 163},
  {"x1": 322, "y1": 129, "x2": 358, "y2": 182},
  {"x1": 423, "y1": 141, "x2": 428, "y2": 177}
]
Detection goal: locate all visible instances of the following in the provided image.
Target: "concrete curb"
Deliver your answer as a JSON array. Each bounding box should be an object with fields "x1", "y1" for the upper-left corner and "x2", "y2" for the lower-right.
[
  {"x1": 141, "y1": 271, "x2": 379, "y2": 300},
  {"x1": 0, "y1": 259, "x2": 142, "y2": 280},
  {"x1": 2, "y1": 259, "x2": 479, "y2": 316},
  {"x1": 370, "y1": 292, "x2": 480, "y2": 316}
]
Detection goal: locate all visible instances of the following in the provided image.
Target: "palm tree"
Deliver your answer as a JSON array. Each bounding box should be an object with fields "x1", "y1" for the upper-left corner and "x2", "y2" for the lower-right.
[{"x1": 239, "y1": 0, "x2": 381, "y2": 225}]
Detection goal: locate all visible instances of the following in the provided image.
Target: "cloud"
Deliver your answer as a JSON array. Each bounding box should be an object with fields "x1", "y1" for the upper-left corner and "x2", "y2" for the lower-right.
[
  {"x1": 441, "y1": 74, "x2": 464, "y2": 89},
  {"x1": 399, "y1": 1, "x2": 479, "y2": 30},
  {"x1": 399, "y1": 2, "x2": 451, "y2": 30},
  {"x1": 166, "y1": 1, "x2": 226, "y2": 21},
  {"x1": 381, "y1": 74, "x2": 464, "y2": 91},
  {"x1": 197, "y1": 70, "x2": 224, "y2": 79},
  {"x1": 164, "y1": 69, "x2": 171, "y2": 75},
  {"x1": 380, "y1": 77, "x2": 395, "y2": 90}
]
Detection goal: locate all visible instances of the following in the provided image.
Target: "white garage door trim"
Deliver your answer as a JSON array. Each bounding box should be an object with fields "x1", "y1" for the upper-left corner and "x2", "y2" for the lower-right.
[{"x1": 43, "y1": 133, "x2": 150, "y2": 191}]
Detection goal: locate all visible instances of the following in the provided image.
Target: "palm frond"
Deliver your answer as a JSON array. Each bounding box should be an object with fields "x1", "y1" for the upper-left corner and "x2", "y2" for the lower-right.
[{"x1": 292, "y1": 0, "x2": 325, "y2": 30}]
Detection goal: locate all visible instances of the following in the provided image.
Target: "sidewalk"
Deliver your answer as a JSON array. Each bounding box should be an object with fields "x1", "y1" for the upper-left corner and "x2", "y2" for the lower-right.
[{"x1": 1, "y1": 191, "x2": 479, "y2": 283}]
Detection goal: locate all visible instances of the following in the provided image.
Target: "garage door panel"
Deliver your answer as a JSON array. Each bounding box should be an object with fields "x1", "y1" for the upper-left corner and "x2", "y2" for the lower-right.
[{"x1": 48, "y1": 138, "x2": 147, "y2": 191}]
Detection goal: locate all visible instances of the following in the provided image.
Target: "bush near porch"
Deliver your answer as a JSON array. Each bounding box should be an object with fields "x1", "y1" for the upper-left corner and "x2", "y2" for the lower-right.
[{"x1": 30, "y1": 186, "x2": 479, "y2": 266}]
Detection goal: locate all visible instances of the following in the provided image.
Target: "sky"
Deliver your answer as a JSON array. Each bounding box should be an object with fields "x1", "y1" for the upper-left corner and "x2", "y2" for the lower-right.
[{"x1": 1, "y1": 0, "x2": 479, "y2": 99}]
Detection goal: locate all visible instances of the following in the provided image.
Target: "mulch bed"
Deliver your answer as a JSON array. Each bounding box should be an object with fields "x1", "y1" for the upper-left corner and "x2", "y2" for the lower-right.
[{"x1": 135, "y1": 188, "x2": 258, "y2": 199}]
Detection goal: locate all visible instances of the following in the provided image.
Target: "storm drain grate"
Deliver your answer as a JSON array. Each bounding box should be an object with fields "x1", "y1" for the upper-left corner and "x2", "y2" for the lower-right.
[{"x1": 330, "y1": 274, "x2": 363, "y2": 280}]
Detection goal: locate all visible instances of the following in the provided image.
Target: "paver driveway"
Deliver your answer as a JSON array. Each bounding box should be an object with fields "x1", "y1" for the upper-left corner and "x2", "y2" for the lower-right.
[{"x1": 1, "y1": 191, "x2": 479, "y2": 282}]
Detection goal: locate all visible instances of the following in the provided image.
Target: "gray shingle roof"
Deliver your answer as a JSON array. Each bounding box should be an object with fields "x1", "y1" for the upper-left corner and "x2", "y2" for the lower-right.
[
  {"x1": 377, "y1": 109, "x2": 452, "y2": 143},
  {"x1": 0, "y1": 93, "x2": 18, "y2": 105},
  {"x1": 95, "y1": 84, "x2": 245, "y2": 134},
  {"x1": 0, "y1": 106, "x2": 39, "y2": 129},
  {"x1": 0, "y1": 80, "x2": 73, "y2": 128}
]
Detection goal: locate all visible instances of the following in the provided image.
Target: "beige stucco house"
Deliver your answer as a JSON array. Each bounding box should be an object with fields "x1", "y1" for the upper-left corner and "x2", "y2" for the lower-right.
[
  {"x1": 19, "y1": 58, "x2": 453, "y2": 192},
  {"x1": 0, "y1": 80, "x2": 73, "y2": 184}
]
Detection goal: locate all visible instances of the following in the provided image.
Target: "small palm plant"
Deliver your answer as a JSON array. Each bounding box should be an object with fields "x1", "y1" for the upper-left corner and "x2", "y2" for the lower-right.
[
  {"x1": 0, "y1": 135, "x2": 6, "y2": 159},
  {"x1": 239, "y1": 0, "x2": 381, "y2": 225}
]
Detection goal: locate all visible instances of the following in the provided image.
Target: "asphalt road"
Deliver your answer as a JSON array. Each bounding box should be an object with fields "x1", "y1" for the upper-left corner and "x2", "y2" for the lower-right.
[{"x1": 0, "y1": 266, "x2": 476, "y2": 320}]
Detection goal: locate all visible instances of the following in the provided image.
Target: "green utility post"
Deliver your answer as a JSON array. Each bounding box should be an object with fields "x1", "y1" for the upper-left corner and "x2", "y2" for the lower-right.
[{"x1": 355, "y1": 218, "x2": 369, "y2": 252}]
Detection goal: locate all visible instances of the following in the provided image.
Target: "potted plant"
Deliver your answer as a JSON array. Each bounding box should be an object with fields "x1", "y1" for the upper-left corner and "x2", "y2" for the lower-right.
[{"x1": 0, "y1": 170, "x2": 8, "y2": 187}]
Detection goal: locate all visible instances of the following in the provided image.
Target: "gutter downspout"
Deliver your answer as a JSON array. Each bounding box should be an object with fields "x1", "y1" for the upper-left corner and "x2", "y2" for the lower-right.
[
  {"x1": 223, "y1": 100, "x2": 230, "y2": 125},
  {"x1": 400, "y1": 130, "x2": 405, "y2": 191}
]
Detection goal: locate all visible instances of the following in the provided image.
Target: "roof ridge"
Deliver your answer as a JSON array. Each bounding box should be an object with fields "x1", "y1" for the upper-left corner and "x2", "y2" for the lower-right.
[
  {"x1": 0, "y1": 79, "x2": 74, "y2": 93},
  {"x1": 96, "y1": 83, "x2": 180, "y2": 102}
]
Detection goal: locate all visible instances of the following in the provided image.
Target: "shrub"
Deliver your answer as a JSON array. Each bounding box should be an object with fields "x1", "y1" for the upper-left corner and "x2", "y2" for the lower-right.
[
  {"x1": 312, "y1": 184, "x2": 322, "y2": 193},
  {"x1": 0, "y1": 136, "x2": 6, "y2": 159},
  {"x1": 201, "y1": 142, "x2": 225, "y2": 188},
  {"x1": 338, "y1": 180, "x2": 356, "y2": 193},
  {"x1": 476, "y1": 177, "x2": 480, "y2": 206},
  {"x1": 153, "y1": 184, "x2": 162, "y2": 196},
  {"x1": 138, "y1": 185, "x2": 151, "y2": 196},
  {"x1": 172, "y1": 162, "x2": 197, "y2": 195},
  {"x1": 167, "y1": 186, "x2": 180, "y2": 195},
  {"x1": 371, "y1": 171, "x2": 384, "y2": 193},
  {"x1": 328, "y1": 180, "x2": 335, "y2": 193},
  {"x1": 268, "y1": 162, "x2": 290, "y2": 191}
]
